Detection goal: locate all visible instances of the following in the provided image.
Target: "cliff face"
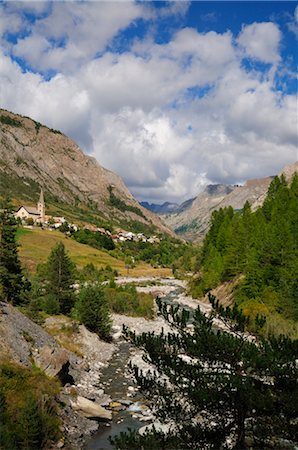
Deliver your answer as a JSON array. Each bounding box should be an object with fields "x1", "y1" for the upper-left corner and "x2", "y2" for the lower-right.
[
  {"x1": 0, "y1": 109, "x2": 172, "y2": 234},
  {"x1": 162, "y1": 161, "x2": 298, "y2": 242}
]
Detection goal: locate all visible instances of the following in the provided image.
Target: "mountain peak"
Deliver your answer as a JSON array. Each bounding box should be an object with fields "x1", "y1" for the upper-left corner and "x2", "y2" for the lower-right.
[{"x1": 161, "y1": 161, "x2": 297, "y2": 242}]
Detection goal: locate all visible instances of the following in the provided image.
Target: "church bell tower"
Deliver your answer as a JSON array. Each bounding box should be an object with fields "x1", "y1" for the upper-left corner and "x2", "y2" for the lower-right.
[{"x1": 37, "y1": 188, "x2": 45, "y2": 223}]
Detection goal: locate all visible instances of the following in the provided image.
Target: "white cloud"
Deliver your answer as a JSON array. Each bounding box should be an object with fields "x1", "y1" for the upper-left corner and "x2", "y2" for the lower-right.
[
  {"x1": 287, "y1": 5, "x2": 298, "y2": 37},
  {"x1": 11, "y1": 1, "x2": 148, "y2": 73},
  {"x1": 237, "y1": 22, "x2": 281, "y2": 64},
  {"x1": 0, "y1": 5, "x2": 296, "y2": 203}
]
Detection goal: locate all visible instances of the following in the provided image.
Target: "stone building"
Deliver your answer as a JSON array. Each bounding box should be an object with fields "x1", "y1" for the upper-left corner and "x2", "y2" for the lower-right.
[{"x1": 15, "y1": 189, "x2": 45, "y2": 224}]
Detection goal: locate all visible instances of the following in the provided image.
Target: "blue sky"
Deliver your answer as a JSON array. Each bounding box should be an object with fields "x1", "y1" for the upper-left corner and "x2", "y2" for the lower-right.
[{"x1": 0, "y1": 1, "x2": 297, "y2": 202}]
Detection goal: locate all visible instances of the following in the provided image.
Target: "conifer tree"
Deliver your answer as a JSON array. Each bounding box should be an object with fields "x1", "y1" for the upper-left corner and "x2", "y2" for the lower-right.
[
  {"x1": 0, "y1": 199, "x2": 29, "y2": 304},
  {"x1": 17, "y1": 394, "x2": 42, "y2": 450},
  {"x1": 45, "y1": 242, "x2": 75, "y2": 315},
  {"x1": 192, "y1": 173, "x2": 298, "y2": 325},
  {"x1": 112, "y1": 296, "x2": 298, "y2": 449},
  {"x1": 77, "y1": 285, "x2": 111, "y2": 340}
]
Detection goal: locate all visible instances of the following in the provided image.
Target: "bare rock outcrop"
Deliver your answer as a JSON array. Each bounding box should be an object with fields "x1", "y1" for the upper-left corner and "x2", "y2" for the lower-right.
[
  {"x1": 0, "y1": 108, "x2": 173, "y2": 236},
  {"x1": 33, "y1": 346, "x2": 73, "y2": 384},
  {"x1": 0, "y1": 301, "x2": 60, "y2": 366}
]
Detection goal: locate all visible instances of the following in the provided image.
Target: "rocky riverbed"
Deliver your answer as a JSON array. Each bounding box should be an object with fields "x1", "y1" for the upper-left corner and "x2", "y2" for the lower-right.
[
  {"x1": 79, "y1": 277, "x2": 212, "y2": 450},
  {"x1": 0, "y1": 277, "x2": 209, "y2": 450}
]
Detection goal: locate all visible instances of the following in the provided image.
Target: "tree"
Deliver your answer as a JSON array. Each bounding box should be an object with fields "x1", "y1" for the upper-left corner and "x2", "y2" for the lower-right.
[
  {"x1": 112, "y1": 295, "x2": 298, "y2": 449},
  {"x1": 77, "y1": 285, "x2": 111, "y2": 340},
  {"x1": 17, "y1": 394, "x2": 43, "y2": 450},
  {"x1": 45, "y1": 242, "x2": 75, "y2": 315},
  {"x1": 0, "y1": 199, "x2": 29, "y2": 305},
  {"x1": 192, "y1": 174, "x2": 298, "y2": 327}
]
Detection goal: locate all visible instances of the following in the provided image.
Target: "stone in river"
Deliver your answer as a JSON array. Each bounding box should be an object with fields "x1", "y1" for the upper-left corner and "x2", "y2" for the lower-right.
[
  {"x1": 70, "y1": 396, "x2": 112, "y2": 421},
  {"x1": 118, "y1": 399, "x2": 133, "y2": 406}
]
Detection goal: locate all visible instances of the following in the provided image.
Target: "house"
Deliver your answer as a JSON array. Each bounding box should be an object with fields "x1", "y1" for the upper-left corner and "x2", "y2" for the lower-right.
[{"x1": 15, "y1": 189, "x2": 46, "y2": 224}]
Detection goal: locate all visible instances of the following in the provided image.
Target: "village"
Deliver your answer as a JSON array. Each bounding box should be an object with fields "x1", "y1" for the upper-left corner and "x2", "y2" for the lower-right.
[{"x1": 15, "y1": 189, "x2": 161, "y2": 244}]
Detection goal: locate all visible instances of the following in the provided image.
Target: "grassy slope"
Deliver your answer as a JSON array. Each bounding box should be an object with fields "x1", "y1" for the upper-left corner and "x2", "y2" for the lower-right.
[{"x1": 17, "y1": 228, "x2": 171, "y2": 277}]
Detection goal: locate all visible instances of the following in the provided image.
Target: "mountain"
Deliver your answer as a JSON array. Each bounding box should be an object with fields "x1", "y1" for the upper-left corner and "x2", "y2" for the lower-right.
[
  {"x1": 0, "y1": 109, "x2": 173, "y2": 235},
  {"x1": 162, "y1": 161, "x2": 298, "y2": 242},
  {"x1": 141, "y1": 201, "x2": 179, "y2": 214}
]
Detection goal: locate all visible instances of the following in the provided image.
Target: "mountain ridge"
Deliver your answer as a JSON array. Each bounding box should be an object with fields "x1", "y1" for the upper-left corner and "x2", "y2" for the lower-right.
[
  {"x1": 0, "y1": 109, "x2": 173, "y2": 236},
  {"x1": 140, "y1": 201, "x2": 180, "y2": 214},
  {"x1": 161, "y1": 161, "x2": 298, "y2": 242}
]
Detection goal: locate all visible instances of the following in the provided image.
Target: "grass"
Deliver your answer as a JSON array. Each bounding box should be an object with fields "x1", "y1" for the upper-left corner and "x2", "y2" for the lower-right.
[
  {"x1": 18, "y1": 228, "x2": 171, "y2": 277},
  {"x1": 44, "y1": 319, "x2": 84, "y2": 357}
]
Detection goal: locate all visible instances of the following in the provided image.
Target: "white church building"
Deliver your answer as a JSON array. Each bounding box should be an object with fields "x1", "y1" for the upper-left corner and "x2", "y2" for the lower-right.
[{"x1": 15, "y1": 189, "x2": 46, "y2": 224}]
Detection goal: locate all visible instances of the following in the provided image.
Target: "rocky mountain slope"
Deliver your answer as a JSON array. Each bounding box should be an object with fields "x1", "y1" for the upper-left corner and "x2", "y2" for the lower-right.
[
  {"x1": 0, "y1": 300, "x2": 115, "y2": 448},
  {"x1": 162, "y1": 161, "x2": 298, "y2": 242},
  {"x1": 0, "y1": 109, "x2": 172, "y2": 235}
]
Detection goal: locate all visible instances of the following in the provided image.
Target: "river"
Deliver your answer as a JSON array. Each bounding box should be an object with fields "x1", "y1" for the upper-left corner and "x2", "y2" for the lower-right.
[{"x1": 85, "y1": 278, "x2": 207, "y2": 450}]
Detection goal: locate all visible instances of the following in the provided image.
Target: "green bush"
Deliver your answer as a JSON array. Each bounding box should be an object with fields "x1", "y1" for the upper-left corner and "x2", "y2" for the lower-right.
[
  {"x1": 0, "y1": 114, "x2": 22, "y2": 127},
  {"x1": 104, "y1": 283, "x2": 154, "y2": 319}
]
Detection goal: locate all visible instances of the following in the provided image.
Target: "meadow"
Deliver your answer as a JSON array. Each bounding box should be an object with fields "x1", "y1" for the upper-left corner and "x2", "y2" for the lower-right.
[{"x1": 17, "y1": 228, "x2": 171, "y2": 277}]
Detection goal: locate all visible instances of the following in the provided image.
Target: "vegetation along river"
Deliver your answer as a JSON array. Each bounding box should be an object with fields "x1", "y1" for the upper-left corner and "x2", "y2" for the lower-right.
[{"x1": 86, "y1": 279, "x2": 196, "y2": 450}]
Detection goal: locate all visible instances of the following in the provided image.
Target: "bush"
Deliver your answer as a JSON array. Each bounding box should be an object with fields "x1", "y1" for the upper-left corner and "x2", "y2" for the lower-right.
[{"x1": 104, "y1": 283, "x2": 154, "y2": 319}]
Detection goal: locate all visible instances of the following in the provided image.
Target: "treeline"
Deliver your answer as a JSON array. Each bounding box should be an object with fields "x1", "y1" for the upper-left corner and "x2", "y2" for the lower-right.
[
  {"x1": 113, "y1": 238, "x2": 195, "y2": 270},
  {"x1": 60, "y1": 222, "x2": 194, "y2": 272},
  {"x1": 72, "y1": 228, "x2": 115, "y2": 251},
  {"x1": 108, "y1": 185, "x2": 145, "y2": 218},
  {"x1": 192, "y1": 174, "x2": 298, "y2": 331}
]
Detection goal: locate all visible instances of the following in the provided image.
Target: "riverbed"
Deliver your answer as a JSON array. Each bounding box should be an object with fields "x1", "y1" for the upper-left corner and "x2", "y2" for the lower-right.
[{"x1": 85, "y1": 277, "x2": 207, "y2": 450}]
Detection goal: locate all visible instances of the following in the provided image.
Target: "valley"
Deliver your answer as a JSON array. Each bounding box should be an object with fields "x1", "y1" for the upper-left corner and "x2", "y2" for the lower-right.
[{"x1": 0, "y1": 109, "x2": 297, "y2": 450}]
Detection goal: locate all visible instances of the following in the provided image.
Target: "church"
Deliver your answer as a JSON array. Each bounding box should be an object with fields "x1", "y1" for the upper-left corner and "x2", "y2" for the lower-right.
[{"x1": 15, "y1": 189, "x2": 46, "y2": 224}]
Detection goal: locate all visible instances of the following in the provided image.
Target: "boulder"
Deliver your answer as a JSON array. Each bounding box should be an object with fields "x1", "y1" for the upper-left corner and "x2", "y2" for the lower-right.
[
  {"x1": 70, "y1": 396, "x2": 112, "y2": 421},
  {"x1": 33, "y1": 346, "x2": 73, "y2": 384}
]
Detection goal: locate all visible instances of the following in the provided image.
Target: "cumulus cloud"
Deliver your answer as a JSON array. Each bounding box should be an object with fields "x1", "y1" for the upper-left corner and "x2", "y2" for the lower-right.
[
  {"x1": 0, "y1": 3, "x2": 296, "y2": 203},
  {"x1": 11, "y1": 1, "x2": 148, "y2": 73},
  {"x1": 237, "y1": 22, "x2": 281, "y2": 64}
]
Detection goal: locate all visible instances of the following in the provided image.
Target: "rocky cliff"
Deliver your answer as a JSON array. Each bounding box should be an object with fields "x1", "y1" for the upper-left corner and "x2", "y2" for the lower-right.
[
  {"x1": 0, "y1": 109, "x2": 172, "y2": 235},
  {"x1": 162, "y1": 161, "x2": 298, "y2": 242}
]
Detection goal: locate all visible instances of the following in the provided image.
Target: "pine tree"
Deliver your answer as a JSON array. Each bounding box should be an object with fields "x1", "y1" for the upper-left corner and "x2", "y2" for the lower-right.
[
  {"x1": 45, "y1": 242, "x2": 75, "y2": 315},
  {"x1": 0, "y1": 199, "x2": 29, "y2": 304},
  {"x1": 112, "y1": 296, "x2": 298, "y2": 450},
  {"x1": 17, "y1": 394, "x2": 42, "y2": 450},
  {"x1": 77, "y1": 285, "x2": 111, "y2": 340},
  {"x1": 0, "y1": 388, "x2": 8, "y2": 449},
  {"x1": 192, "y1": 174, "x2": 298, "y2": 326}
]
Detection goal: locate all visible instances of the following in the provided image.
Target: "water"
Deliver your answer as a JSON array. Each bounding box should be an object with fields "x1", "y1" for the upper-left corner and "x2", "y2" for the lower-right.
[
  {"x1": 85, "y1": 284, "x2": 189, "y2": 450},
  {"x1": 85, "y1": 341, "x2": 144, "y2": 450}
]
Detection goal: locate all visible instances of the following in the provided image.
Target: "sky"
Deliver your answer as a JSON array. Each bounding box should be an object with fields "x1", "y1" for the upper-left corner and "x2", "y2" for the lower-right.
[{"x1": 0, "y1": 1, "x2": 297, "y2": 204}]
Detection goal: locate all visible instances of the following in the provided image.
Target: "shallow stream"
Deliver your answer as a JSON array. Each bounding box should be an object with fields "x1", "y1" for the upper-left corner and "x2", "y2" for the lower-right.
[
  {"x1": 85, "y1": 283, "x2": 189, "y2": 450},
  {"x1": 85, "y1": 341, "x2": 144, "y2": 450}
]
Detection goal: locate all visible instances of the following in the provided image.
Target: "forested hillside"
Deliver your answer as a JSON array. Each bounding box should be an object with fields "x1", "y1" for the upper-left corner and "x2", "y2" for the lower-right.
[{"x1": 191, "y1": 173, "x2": 298, "y2": 335}]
